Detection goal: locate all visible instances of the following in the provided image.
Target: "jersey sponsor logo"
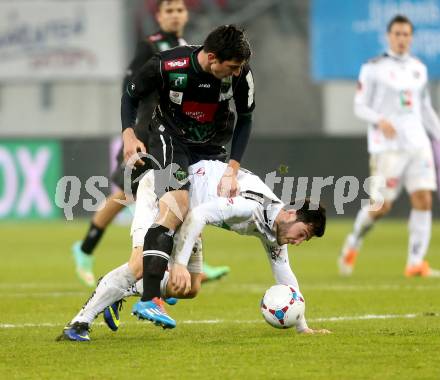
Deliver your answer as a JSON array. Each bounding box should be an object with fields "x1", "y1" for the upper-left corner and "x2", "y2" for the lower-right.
[
  {"x1": 182, "y1": 101, "x2": 218, "y2": 123},
  {"x1": 198, "y1": 83, "x2": 210, "y2": 88},
  {"x1": 157, "y1": 41, "x2": 171, "y2": 52},
  {"x1": 127, "y1": 83, "x2": 136, "y2": 96},
  {"x1": 265, "y1": 243, "x2": 282, "y2": 262},
  {"x1": 195, "y1": 167, "x2": 205, "y2": 176},
  {"x1": 413, "y1": 70, "x2": 421, "y2": 79},
  {"x1": 164, "y1": 57, "x2": 190, "y2": 71},
  {"x1": 149, "y1": 34, "x2": 163, "y2": 42},
  {"x1": 169, "y1": 90, "x2": 183, "y2": 105},
  {"x1": 386, "y1": 178, "x2": 399, "y2": 188},
  {"x1": 399, "y1": 90, "x2": 413, "y2": 108},
  {"x1": 174, "y1": 168, "x2": 188, "y2": 182},
  {"x1": 169, "y1": 73, "x2": 188, "y2": 89}
]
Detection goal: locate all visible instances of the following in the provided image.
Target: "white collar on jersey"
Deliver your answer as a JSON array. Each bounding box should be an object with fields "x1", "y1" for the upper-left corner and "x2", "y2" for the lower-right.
[{"x1": 387, "y1": 49, "x2": 410, "y2": 62}]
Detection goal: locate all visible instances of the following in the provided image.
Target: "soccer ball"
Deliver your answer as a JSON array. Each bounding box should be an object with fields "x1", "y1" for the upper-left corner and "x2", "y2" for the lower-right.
[{"x1": 260, "y1": 284, "x2": 305, "y2": 329}]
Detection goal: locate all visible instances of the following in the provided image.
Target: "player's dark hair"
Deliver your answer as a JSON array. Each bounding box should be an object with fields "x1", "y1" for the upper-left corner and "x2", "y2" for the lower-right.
[
  {"x1": 387, "y1": 14, "x2": 414, "y2": 33},
  {"x1": 156, "y1": 0, "x2": 186, "y2": 10},
  {"x1": 286, "y1": 199, "x2": 326, "y2": 238},
  {"x1": 203, "y1": 25, "x2": 251, "y2": 63}
]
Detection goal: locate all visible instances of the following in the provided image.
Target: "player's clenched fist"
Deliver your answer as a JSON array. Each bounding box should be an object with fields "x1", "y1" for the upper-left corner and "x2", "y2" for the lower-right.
[
  {"x1": 170, "y1": 263, "x2": 191, "y2": 295},
  {"x1": 122, "y1": 128, "x2": 147, "y2": 168}
]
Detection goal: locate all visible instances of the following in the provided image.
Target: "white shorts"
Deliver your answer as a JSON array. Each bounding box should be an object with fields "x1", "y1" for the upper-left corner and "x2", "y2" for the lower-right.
[
  {"x1": 369, "y1": 148, "x2": 437, "y2": 203},
  {"x1": 131, "y1": 171, "x2": 203, "y2": 274},
  {"x1": 131, "y1": 171, "x2": 158, "y2": 249}
]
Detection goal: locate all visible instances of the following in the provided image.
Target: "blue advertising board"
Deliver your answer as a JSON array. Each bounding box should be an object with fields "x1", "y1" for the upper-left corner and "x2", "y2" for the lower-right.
[{"x1": 311, "y1": 0, "x2": 440, "y2": 80}]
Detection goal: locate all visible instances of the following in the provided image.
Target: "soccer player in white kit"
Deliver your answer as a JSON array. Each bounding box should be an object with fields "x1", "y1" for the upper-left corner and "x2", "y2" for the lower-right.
[
  {"x1": 58, "y1": 160, "x2": 328, "y2": 341},
  {"x1": 339, "y1": 15, "x2": 440, "y2": 277}
]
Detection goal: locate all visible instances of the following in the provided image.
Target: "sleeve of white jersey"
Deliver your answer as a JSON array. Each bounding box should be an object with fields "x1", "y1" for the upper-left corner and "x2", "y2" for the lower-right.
[
  {"x1": 173, "y1": 197, "x2": 255, "y2": 267},
  {"x1": 261, "y1": 243, "x2": 309, "y2": 333},
  {"x1": 354, "y1": 63, "x2": 383, "y2": 125},
  {"x1": 421, "y1": 83, "x2": 440, "y2": 141}
]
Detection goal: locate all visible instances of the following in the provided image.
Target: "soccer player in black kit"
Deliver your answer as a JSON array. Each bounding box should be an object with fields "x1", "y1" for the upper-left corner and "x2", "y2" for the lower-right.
[
  {"x1": 72, "y1": 0, "x2": 229, "y2": 287},
  {"x1": 122, "y1": 24, "x2": 255, "y2": 328}
]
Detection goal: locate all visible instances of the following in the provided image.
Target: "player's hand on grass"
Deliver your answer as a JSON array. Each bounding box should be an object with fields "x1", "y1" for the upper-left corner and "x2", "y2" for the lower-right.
[
  {"x1": 122, "y1": 128, "x2": 147, "y2": 168},
  {"x1": 170, "y1": 263, "x2": 191, "y2": 295},
  {"x1": 377, "y1": 119, "x2": 397, "y2": 139},
  {"x1": 300, "y1": 328, "x2": 332, "y2": 335}
]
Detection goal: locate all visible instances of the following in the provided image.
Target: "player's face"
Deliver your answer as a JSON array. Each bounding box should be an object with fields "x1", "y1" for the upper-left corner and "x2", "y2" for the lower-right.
[
  {"x1": 156, "y1": 0, "x2": 188, "y2": 36},
  {"x1": 387, "y1": 22, "x2": 413, "y2": 55},
  {"x1": 277, "y1": 221, "x2": 312, "y2": 246},
  {"x1": 208, "y1": 56, "x2": 245, "y2": 79}
]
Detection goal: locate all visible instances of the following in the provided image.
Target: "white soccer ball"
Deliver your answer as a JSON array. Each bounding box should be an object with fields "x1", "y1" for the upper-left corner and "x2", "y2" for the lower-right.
[{"x1": 260, "y1": 284, "x2": 305, "y2": 329}]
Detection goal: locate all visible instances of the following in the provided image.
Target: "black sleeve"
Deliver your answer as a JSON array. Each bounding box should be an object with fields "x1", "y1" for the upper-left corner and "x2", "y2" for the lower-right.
[
  {"x1": 121, "y1": 55, "x2": 162, "y2": 131},
  {"x1": 230, "y1": 113, "x2": 252, "y2": 163},
  {"x1": 122, "y1": 41, "x2": 155, "y2": 92}
]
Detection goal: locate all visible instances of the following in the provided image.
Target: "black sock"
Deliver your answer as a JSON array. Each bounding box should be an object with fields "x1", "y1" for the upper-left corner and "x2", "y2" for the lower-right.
[
  {"x1": 80, "y1": 223, "x2": 105, "y2": 255},
  {"x1": 141, "y1": 224, "x2": 174, "y2": 302}
]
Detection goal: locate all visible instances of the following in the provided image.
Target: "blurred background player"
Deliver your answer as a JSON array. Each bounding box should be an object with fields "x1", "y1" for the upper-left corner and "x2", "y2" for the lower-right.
[
  {"x1": 71, "y1": 0, "x2": 229, "y2": 287},
  {"x1": 339, "y1": 15, "x2": 440, "y2": 278}
]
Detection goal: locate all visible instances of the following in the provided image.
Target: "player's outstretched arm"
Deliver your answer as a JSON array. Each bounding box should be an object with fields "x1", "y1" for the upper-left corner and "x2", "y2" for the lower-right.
[{"x1": 262, "y1": 243, "x2": 310, "y2": 333}]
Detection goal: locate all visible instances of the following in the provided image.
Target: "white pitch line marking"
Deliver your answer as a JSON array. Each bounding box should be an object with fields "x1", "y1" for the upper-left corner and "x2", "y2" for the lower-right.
[
  {"x1": 1, "y1": 313, "x2": 437, "y2": 329},
  {"x1": 0, "y1": 283, "x2": 81, "y2": 289},
  {"x1": 2, "y1": 283, "x2": 440, "y2": 294},
  {"x1": 1, "y1": 292, "x2": 87, "y2": 298}
]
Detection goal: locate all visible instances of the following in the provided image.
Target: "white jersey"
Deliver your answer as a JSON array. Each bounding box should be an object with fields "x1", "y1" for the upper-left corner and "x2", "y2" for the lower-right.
[
  {"x1": 175, "y1": 160, "x2": 290, "y2": 273},
  {"x1": 131, "y1": 160, "x2": 308, "y2": 332},
  {"x1": 354, "y1": 51, "x2": 440, "y2": 154},
  {"x1": 187, "y1": 160, "x2": 284, "y2": 246}
]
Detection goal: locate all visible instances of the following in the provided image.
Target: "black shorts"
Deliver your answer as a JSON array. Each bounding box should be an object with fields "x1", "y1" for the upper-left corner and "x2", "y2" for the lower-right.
[
  {"x1": 141, "y1": 123, "x2": 192, "y2": 197},
  {"x1": 113, "y1": 122, "x2": 229, "y2": 198}
]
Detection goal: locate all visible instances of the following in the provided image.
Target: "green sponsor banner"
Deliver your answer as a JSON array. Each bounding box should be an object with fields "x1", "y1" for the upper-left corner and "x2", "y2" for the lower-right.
[{"x1": 0, "y1": 140, "x2": 62, "y2": 220}]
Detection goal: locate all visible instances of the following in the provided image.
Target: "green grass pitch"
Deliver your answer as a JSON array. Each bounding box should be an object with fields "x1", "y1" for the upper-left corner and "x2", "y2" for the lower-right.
[{"x1": 1, "y1": 220, "x2": 440, "y2": 379}]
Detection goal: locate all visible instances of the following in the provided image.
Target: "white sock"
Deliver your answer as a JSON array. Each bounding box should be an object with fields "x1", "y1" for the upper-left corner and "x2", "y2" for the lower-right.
[
  {"x1": 122, "y1": 281, "x2": 141, "y2": 298},
  {"x1": 407, "y1": 210, "x2": 431, "y2": 266},
  {"x1": 347, "y1": 206, "x2": 374, "y2": 250},
  {"x1": 71, "y1": 263, "x2": 136, "y2": 325}
]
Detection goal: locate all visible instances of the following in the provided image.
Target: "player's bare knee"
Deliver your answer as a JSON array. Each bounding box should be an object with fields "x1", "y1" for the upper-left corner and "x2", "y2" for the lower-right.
[
  {"x1": 370, "y1": 201, "x2": 392, "y2": 219},
  {"x1": 158, "y1": 191, "x2": 189, "y2": 229},
  {"x1": 410, "y1": 190, "x2": 432, "y2": 210}
]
